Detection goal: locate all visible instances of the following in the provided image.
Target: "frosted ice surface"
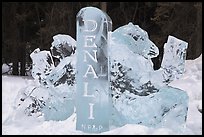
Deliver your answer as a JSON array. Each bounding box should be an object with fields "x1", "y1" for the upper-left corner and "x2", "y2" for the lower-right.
[
  {"x1": 42, "y1": 56, "x2": 76, "y2": 121},
  {"x1": 42, "y1": 52, "x2": 76, "y2": 121},
  {"x1": 17, "y1": 14, "x2": 189, "y2": 131},
  {"x1": 41, "y1": 86, "x2": 75, "y2": 121}
]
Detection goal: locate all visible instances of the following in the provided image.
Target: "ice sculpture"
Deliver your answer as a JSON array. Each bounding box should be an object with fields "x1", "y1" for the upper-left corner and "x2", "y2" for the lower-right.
[
  {"x1": 12, "y1": 7, "x2": 189, "y2": 133},
  {"x1": 76, "y1": 7, "x2": 112, "y2": 133},
  {"x1": 14, "y1": 35, "x2": 77, "y2": 121},
  {"x1": 43, "y1": 35, "x2": 77, "y2": 120},
  {"x1": 110, "y1": 22, "x2": 189, "y2": 129},
  {"x1": 42, "y1": 56, "x2": 76, "y2": 121}
]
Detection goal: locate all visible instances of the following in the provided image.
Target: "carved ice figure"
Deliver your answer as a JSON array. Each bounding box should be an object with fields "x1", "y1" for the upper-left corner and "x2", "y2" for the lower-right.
[
  {"x1": 110, "y1": 22, "x2": 189, "y2": 130},
  {"x1": 112, "y1": 87, "x2": 188, "y2": 130},
  {"x1": 14, "y1": 34, "x2": 77, "y2": 121},
  {"x1": 44, "y1": 35, "x2": 77, "y2": 120}
]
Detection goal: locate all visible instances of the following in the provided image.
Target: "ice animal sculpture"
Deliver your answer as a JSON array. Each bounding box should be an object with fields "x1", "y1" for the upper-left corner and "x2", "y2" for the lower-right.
[
  {"x1": 14, "y1": 34, "x2": 76, "y2": 121},
  {"x1": 110, "y1": 22, "x2": 189, "y2": 130}
]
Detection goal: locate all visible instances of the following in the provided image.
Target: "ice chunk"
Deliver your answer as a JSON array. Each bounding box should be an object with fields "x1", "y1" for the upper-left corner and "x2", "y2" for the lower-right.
[
  {"x1": 30, "y1": 48, "x2": 55, "y2": 86},
  {"x1": 76, "y1": 7, "x2": 112, "y2": 133}
]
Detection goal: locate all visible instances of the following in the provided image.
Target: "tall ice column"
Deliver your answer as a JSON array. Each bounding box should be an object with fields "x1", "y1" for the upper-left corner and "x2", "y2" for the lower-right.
[{"x1": 76, "y1": 7, "x2": 112, "y2": 133}]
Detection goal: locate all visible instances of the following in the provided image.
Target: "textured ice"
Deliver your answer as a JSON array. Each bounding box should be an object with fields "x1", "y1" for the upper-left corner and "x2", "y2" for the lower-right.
[
  {"x1": 149, "y1": 36, "x2": 188, "y2": 87},
  {"x1": 76, "y1": 7, "x2": 112, "y2": 133},
  {"x1": 110, "y1": 22, "x2": 189, "y2": 129}
]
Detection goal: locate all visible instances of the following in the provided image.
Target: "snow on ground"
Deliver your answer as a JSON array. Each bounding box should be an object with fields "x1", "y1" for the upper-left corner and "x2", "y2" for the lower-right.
[
  {"x1": 2, "y1": 54, "x2": 202, "y2": 135},
  {"x1": 169, "y1": 54, "x2": 202, "y2": 135}
]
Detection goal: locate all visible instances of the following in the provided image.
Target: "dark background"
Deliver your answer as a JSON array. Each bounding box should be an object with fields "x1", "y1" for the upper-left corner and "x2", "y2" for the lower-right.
[{"x1": 2, "y1": 2, "x2": 202, "y2": 75}]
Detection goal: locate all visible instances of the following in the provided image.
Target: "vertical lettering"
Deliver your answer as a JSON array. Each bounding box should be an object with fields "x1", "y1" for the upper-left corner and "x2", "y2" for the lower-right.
[
  {"x1": 83, "y1": 65, "x2": 98, "y2": 78},
  {"x1": 88, "y1": 103, "x2": 95, "y2": 119},
  {"x1": 76, "y1": 7, "x2": 112, "y2": 133},
  {"x1": 84, "y1": 36, "x2": 97, "y2": 47},
  {"x1": 83, "y1": 82, "x2": 95, "y2": 97},
  {"x1": 84, "y1": 50, "x2": 98, "y2": 63},
  {"x1": 84, "y1": 20, "x2": 97, "y2": 32}
]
